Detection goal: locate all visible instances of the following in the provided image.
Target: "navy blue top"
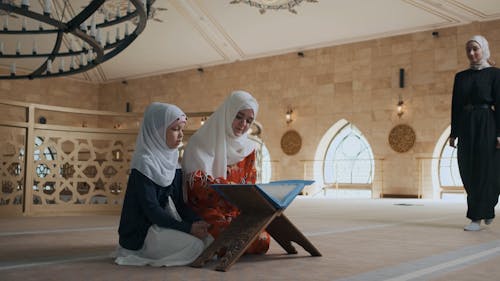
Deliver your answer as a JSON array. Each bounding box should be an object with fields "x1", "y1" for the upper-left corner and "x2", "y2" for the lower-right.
[{"x1": 118, "y1": 168, "x2": 201, "y2": 250}]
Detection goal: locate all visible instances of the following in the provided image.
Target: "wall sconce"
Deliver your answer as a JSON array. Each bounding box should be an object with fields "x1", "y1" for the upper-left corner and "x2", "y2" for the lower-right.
[
  {"x1": 285, "y1": 107, "x2": 293, "y2": 124},
  {"x1": 112, "y1": 150, "x2": 122, "y2": 162},
  {"x1": 200, "y1": 116, "x2": 208, "y2": 126},
  {"x1": 397, "y1": 68, "x2": 405, "y2": 118},
  {"x1": 397, "y1": 98, "x2": 404, "y2": 118}
]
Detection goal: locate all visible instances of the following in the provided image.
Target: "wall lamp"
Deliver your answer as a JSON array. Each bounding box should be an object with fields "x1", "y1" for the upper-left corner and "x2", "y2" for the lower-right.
[
  {"x1": 285, "y1": 107, "x2": 293, "y2": 124},
  {"x1": 397, "y1": 99, "x2": 404, "y2": 118},
  {"x1": 200, "y1": 116, "x2": 207, "y2": 125},
  {"x1": 397, "y1": 68, "x2": 405, "y2": 118}
]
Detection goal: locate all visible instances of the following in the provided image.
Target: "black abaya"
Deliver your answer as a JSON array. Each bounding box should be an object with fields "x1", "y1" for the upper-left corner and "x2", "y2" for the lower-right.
[{"x1": 450, "y1": 67, "x2": 500, "y2": 220}]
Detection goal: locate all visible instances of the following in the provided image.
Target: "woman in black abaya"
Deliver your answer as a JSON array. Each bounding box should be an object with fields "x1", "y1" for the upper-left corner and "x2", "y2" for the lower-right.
[{"x1": 449, "y1": 35, "x2": 500, "y2": 231}]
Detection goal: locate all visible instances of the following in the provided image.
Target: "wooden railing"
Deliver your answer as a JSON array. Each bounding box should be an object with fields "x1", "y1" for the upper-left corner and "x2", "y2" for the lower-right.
[
  {"x1": 301, "y1": 158, "x2": 385, "y2": 198},
  {"x1": 415, "y1": 156, "x2": 464, "y2": 199}
]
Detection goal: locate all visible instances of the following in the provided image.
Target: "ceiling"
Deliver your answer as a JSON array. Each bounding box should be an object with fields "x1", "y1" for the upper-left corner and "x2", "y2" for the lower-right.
[{"x1": 2, "y1": 0, "x2": 500, "y2": 83}]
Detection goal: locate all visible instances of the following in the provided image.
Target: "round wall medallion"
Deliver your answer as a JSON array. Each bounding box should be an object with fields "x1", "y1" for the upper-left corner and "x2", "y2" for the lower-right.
[
  {"x1": 281, "y1": 130, "x2": 302, "y2": 155},
  {"x1": 388, "y1": 124, "x2": 416, "y2": 153}
]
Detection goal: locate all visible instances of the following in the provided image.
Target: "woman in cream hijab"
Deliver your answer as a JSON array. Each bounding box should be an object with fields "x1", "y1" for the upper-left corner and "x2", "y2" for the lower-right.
[
  {"x1": 114, "y1": 102, "x2": 211, "y2": 266},
  {"x1": 449, "y1": 35, "x2": 500, "y2": 231},
  {"x1": 182, "y1": 90, "x2": 270, "y2": 254}
]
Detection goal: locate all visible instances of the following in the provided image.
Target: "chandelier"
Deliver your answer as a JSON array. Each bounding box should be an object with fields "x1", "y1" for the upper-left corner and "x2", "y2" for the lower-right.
[
  {"x1": 0, "y1": 0, "x2": 150, "y2": 80},
  {"x1": 229, "y1": 0, "x2": 318, "y2": 14}
]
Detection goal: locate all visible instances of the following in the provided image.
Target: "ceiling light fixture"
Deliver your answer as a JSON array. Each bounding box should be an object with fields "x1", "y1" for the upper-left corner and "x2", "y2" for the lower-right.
[
  {"x1": 229, "y1": 0, "x2": 318, "y2": 14},
  {"x1": 0, "y1": 0, "x2": 150, "y2": 80}
]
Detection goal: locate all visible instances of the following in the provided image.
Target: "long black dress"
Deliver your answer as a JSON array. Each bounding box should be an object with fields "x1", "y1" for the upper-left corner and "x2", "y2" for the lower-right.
[{"x1": 450, "y1": 67, "x2": 500, "y2": 221}]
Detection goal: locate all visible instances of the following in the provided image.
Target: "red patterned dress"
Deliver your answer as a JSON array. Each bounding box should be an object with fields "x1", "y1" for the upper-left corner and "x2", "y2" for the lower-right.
[{"x1": 185, "y1": 151, "x2": 270, "y2": 254}]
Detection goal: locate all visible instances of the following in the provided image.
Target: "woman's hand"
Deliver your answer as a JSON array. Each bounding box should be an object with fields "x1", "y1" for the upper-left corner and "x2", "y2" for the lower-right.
[
  {"x1": 449, "y1": 137, "x2": 456, "y2": 148},
  {"x1": 496, "y1": 137, "x2": 500, "y2": 149},
  {"x1": 191, "y1": 220, "x2": 210, "y2": 239}
]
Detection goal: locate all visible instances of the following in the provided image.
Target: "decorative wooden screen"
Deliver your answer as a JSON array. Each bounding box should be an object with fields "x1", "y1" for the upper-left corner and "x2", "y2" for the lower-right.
[
  {"x1": 0, "y1": 126, "x2": 25, "y2": 216},
  {"x1": 0, "y1": 99, "x2": 142, "y2": 216}
]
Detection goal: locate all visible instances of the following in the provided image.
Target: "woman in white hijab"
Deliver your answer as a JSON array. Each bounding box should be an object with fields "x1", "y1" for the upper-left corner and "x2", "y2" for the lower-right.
[
  {"x1": 449, "y1": 35, "x2": 500, "y2": 231},
  {"x1": 114, "y1": 102, "x2": 211, "y2": 267},
  {"x1": 182, "y1": 90, "x2": 270, "y2": 254}
]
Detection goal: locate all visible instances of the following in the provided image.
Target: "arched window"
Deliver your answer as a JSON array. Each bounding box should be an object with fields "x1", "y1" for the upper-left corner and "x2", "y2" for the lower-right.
[
  {"x1": 432, "y1": 126, "x2": 464, "y2": 199},
  {"x1": 323, "y1": 123, "x2": 374, "y2": 184},
  {"x1": 251, "y1": 140, "x2": 271, "y2": 183},
  {"x1": 249, "y1": 122, "x2": 272, "y2": 183},
  {"x1": 34, "y1": 137, "x2": 56, "y2": 161},
  {"x1": 438, "y1": 142, "x2": 462, "y2": 187},
  {"x1": 17, "y1": 137, "x2": 58, "y2": 204},
  {"x1": 18, "y1": 137, "x2": 56, "y2": 178},
  {"x1": 34, "y1": 137, "x2": 56, "y2": 178}
]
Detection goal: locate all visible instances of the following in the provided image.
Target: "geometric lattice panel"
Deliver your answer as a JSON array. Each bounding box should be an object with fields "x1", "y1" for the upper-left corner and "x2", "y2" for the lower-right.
[
  {"x1": 32, "y1": 130, "x2": 136, "y2": 212},
  {"x1": 0, "y1": 126, "x2": 26, "y2": 212}
]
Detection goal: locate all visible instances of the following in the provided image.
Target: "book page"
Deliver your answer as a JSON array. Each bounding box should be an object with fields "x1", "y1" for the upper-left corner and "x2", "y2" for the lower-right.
[
  {"x1": 257, "y1": 184, "x2": 299, "y2": 202},
  {"x1": 256, "y1": 180, "x2": 314, "y2": 208},
  {"x1": 211, "y1": 180, "x2": 313, "y2": 209}
]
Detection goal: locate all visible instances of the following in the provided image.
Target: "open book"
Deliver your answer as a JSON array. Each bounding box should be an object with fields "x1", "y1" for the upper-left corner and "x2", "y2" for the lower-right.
[{"x1": 211, "y1": 180, "x2": 314, "y2": 209}]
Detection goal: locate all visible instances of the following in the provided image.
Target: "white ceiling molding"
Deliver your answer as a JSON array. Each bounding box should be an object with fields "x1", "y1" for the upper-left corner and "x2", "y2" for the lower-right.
[
  {"x1": 445, "y1": 0, "x2": 500, "y2": 20},
  {"x1": 3, "y1": 0, "x2": 500, "y2": 83}
]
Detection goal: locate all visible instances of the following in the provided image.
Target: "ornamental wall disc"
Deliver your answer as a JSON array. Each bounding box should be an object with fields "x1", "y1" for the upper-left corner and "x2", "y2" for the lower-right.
[
  {"x1": 281, "y1": 130, "x2": 302, "y2": 155},
  {"x1": 388, "y1": 124, "x2": 416, "y2": 153}
]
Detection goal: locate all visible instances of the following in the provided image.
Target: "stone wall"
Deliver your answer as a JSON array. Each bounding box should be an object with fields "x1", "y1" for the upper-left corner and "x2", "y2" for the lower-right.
[{"x1": 100, "y1": 20, "x2": 500, "y2": 197}]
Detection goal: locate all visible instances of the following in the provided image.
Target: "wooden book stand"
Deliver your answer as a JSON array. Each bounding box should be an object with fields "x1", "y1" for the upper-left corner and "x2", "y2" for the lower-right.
[{"x1": 191, "y1": 180, "x2": 322, "y2": 271}]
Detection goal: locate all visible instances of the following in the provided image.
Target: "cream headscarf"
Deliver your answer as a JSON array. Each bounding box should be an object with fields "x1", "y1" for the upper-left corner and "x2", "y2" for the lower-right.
[
  {"x1": 130, "y1": 102, "x2": 186, "y2": 187},
  {"x1": 467, "y1": 35, "x2": 492, "y2": 70},
  {"x1": 182, "y1": 90, "x2": 259, "y2": 178}
]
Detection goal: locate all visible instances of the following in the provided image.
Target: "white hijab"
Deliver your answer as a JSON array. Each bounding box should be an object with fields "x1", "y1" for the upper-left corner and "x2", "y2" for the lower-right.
[
  {"x1": 468, "y1": 35, "x2": 491, "y2": 70},
  {"x1": 182, "y1": 90, "x2": 259, "y2": 178},
  {"x1": 130, "y1": 102, "x2": 186, "y2": 187}
]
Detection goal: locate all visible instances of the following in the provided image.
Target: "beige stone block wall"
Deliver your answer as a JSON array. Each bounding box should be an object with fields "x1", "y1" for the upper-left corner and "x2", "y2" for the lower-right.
[
  {"x1": 0, "y1": 79, "x2": 99, "y2": 107},
  {"x1": 0, "y1": 78, "x2": 100, "y2": 127},
  {"x1": 99, "y1": 19, "x2": 500, "y2": 198}
]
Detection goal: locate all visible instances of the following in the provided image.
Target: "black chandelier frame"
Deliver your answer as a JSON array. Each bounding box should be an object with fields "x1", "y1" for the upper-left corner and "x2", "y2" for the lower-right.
[{"x1": 0, "y1": 0, "x2": 148, "y2": 79}]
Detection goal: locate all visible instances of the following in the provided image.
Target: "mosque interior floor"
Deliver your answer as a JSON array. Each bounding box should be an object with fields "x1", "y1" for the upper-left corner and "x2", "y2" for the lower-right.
[{"x1": 1, "y1": 197, "x2": 499, "y2": 281}]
